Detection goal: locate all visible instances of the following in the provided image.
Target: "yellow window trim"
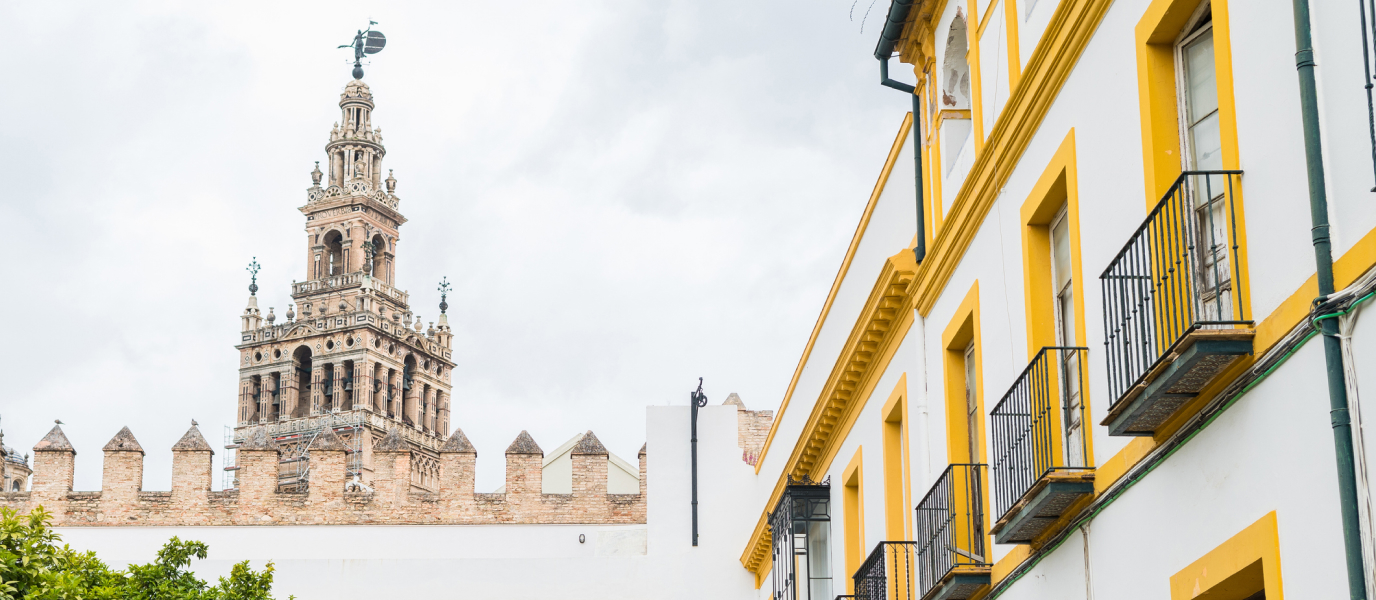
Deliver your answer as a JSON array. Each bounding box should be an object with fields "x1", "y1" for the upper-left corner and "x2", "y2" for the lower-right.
[
  {"x1": 967, "y1": 0, "x2": 988, "y2": 153},
  {"x1": 843, "y1": 448, "x2": 866, "y2": 595},
  {"x1": 1017, "y1": 128, "x2": 1098, "y2": 467},
  {"x1": 881, "y1": 374, "x2": 912, "y2": 541},
  {"x1": 1170, "y1": 512, "x2": 1283, "y2": 600},
  {"x1": 1134, "y1": 0, "x2": 1253, "y2": 321},
  {"x1": 741, "y1": 249, "x2": 918, "y2": 574},
  {"x1": 753, "y1": 113, "x2": 913, "y2": 478},
  {"x1": 1005, "y1": 0, "x2": 1022, "y2": 88},
  {"x1": 942, "y1": 281, "x2": 986, "y2": 464}
]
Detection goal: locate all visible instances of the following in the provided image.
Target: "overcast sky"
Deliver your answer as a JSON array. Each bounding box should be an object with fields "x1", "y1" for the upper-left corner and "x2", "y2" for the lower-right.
[{"x1": 1, "y1": 1, "x2": 911, "y2": 492}]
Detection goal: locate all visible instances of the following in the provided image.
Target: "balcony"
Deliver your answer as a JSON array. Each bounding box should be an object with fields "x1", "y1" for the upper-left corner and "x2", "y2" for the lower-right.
[
  {"x1": 851, "y1": 542, "x2": 919, "y2": 600},
  {"x1": 1099, "y1": 171, "x2": 1253, "y2": 436},
  {"x1": 770, "y1": 476, "x2": 832, "y2": 600},
  {"x1": 913, "y1": 464, "x2": 990, "y2": 600},
  {"x1": 989, "y1": 347, "x2": 1095, "y2": 544}
]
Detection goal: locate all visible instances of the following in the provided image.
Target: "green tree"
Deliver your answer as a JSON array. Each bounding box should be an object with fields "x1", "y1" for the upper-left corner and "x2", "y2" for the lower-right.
[{"x1": 0, "y1": 507, "x2": 285, "y2": 600}]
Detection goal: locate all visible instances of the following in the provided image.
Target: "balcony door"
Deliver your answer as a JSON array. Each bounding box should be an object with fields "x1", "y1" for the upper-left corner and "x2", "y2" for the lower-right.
[
  {"x1": 1175, "y1": 1, "x2": 1233, "y2": 323},
  {"x1": 1050, "y1": 210, "x2": 1085, "y2": 468}
]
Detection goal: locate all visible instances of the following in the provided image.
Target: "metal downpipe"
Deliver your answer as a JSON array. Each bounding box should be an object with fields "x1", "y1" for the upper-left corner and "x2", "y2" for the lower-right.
[
  {"x1": 1291, "y1": 0, "x2": 1369, "y2": 597},
  {"x1": 878, "y1": 56, "x2": 927, "y2": 263}
]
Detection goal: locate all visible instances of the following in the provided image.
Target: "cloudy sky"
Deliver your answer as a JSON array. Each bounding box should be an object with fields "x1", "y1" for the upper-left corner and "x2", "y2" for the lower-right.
[{"x1": 1, "y1": 1, "x2": 912, "y2": 492}]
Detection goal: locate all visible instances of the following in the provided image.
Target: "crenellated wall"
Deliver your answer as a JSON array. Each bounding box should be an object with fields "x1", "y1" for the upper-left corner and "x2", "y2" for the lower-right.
[{"x1": 0, "y1": 424, "x2": 645, "y2": 527}]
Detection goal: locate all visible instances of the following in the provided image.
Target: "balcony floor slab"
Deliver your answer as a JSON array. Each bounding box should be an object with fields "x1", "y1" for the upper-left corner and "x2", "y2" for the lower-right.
[
  {"x1": 924, "y1": 566, "x2": 991, "y2": 600},
  {"x1": 1103, "y1": 329, "x2": 1253, "y2": 436},
  {"x1": 990, "y1": 471, "x2": 1095, "y2": 544}
]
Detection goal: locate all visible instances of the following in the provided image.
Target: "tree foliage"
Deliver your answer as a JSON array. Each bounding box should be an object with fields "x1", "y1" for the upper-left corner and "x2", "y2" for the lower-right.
[{"x1": 0, "y1": 507, "x2": 286, "y2": 600}]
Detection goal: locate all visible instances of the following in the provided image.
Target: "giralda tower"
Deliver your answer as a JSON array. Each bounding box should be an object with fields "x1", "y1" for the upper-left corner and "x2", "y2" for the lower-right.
[{"x1": 232, "y1": 73, "x2": 453, "y2": 493}]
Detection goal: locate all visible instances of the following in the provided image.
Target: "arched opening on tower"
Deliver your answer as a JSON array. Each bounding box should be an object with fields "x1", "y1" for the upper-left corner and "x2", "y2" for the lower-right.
[
  {"x1": 324, "y1": 231, "x2": 345, "y2": 277},
  {"x1": 370, "y1": 234, "x2": 386, "y2": 279},
  {"x1": 386, "y1": 367, "x2": 398, "y2": 418},
  {"x1": 420, "y1": 383, "x2": 431, "y2": 432},
  {"x1": 245, "y1": 375, "x2": 262, "y2": 424},
  {"x1": 293, "y1": 345, "x2": 313, "y2": 418},
  {"x1": 268, "y1": 372, "x2": 282, "y2": 421},
  {"x1": 321, "y1": 361, "x2": 336, "y2": 411},
  {"x1": 342, "y1": 360, "x2": 356, "y2": 410},
  {"x1": 402, "y1": 355, "x2": 417, "y2": 426}
]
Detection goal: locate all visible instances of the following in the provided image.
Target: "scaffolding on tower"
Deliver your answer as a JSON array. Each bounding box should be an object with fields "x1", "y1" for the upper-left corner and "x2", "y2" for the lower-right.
[{"x1": 224, "y1": 412, "x2": 368, "y2": 493}]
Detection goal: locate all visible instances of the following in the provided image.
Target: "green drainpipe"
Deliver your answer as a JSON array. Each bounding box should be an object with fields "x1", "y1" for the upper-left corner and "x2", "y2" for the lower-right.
[{"x1": 1290, "y1": 0, "x2": 1369, "y2": 597}]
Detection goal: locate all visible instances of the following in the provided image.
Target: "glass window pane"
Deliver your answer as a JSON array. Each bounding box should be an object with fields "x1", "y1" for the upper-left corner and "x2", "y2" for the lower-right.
[
  {"x1": 1051, "y1": 216, "x2": 1072, "y2": 291},
  {"x1": 807, "y1": 521, "x2": 832, "y2": 600},
  {"x1": 1184, "y1": 30, "x2": 1218, "y2": 123},
  {"x1": 1058, "y1": 287, "x2": 1076, "y2": 346},
  {"x1": 1189, "y1": 111, "x2": 1223, "y2": 172}
]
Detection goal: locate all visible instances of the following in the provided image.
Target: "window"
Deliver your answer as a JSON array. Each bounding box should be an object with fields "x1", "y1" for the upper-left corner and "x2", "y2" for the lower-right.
[
  {"x1": 1049, "y1": 209, "x2": 1084, "y2": 467},
  {"x1": 1175, "y1": 2, "x2": 1233, "y2": 322},
  {"x1": 771, "y1": 478, "x2": 832, "y2": 600}
]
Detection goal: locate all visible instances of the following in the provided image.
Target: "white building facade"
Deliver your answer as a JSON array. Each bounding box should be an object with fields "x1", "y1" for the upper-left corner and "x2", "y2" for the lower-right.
[{"x1": 742, "y1": 0, "x2": 1376, "y2": 599}]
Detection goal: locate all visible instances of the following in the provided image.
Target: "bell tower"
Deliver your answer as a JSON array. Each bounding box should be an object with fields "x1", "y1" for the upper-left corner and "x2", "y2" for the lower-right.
[{"x1": 231, "y1": 68, "x2": 454, "y2": 495}]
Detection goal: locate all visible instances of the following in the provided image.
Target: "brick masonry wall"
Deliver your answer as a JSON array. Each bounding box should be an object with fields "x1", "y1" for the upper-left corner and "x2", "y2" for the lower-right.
[
  {"x1": 736, "y1": 408, "x2": 774, "y2": 467},
  {"x1": 0, "y1": 426, "x2": 647, "y2": 527},
  {"x1": 1, "y1": 416, "x2": 766, "y2": 527}
]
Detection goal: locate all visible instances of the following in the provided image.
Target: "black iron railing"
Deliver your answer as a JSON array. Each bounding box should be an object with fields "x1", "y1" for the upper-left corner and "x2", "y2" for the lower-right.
[
  {"x1": 854, "y1": 541, "x2": 920, "y2": 600},
  {"x1": 915, "y1": 464, "x2": 989, "y2": 598},
  {"x1": 990, "y1": 347, "x2": 1092, "y2": 520},
  {"x1": 1100, "y1": 170, "x2": 1249, "y2": 405}
]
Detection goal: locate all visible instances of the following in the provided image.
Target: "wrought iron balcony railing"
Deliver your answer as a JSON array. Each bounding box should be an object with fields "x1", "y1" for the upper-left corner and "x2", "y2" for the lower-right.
[
  {"x1": 989, "y1": 347, "x2": 1095, "y2": 544},
  {"x1": 1099, "y1": 171, "x2": 1254, "y2": 435},
  {"x1": 914, "y1": 464, "x2": 990, "y2": 600},
  {"x1": 852, "y1": 541, "x2": 919, "y2": 600}
]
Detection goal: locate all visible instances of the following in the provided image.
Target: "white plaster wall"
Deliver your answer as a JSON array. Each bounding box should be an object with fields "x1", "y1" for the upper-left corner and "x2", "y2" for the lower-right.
[
  {"x1": 1309, "y1": 0, "x2": 1376, "y2": 259},
  {"x1": 54, "y1": 405, "x2": 758, "y2": 600},
  {"x1": 643, "y1": 404, "x2": 766, "y2": 600},
  {"x1": 1019, "y1": 0, "x2": 1058, "y2": 71},
  {"x1": 1225, "y1": 0, "x2": 1329, "y2": 319},
  {"x1": 60, "y1": 524, "x2": 652, "y2": 600},
  {"x1": 754, "y1": 130, "x2": 916, "y2": 499},
  {"x1": 980, "y1": 1, "x2": 1012, "y2": 139}
]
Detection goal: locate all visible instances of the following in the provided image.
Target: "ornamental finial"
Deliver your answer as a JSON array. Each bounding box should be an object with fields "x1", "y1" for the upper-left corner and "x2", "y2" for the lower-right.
[
  {"x1": 246, "y1": 257, "x2": 261, "y2": 296},
  {"x1": 438, "y1": 277, "x2": 451, "y2": 314},
  {"x1": 338, "y1": 22, "x2": 386, "y2": 80}
]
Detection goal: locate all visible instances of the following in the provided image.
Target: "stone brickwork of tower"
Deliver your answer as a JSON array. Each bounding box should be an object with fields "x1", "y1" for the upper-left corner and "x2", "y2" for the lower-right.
[{"x1": 232, "y1": 73, "x2": 456, "y2": 494}]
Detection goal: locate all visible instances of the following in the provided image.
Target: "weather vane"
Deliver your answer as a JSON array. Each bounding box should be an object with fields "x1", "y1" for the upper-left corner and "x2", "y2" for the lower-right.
[
  {"x1": 246, "y1": 257, "x2": 260, "y2": 296},
  {"x1": 438, "y1": 277, "x2": 451, "y2": 314},
  {"x1": 339, "y1": 21, "x2": 387, "y2": 80}
]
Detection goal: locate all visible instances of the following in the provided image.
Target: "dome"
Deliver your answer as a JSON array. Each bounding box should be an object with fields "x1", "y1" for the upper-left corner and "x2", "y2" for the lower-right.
[{"x1": 340, "y1": 79, "x2": 374, "y2": 105}]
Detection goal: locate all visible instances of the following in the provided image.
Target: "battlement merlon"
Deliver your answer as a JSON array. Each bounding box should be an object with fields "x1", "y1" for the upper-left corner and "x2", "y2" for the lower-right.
[{"x1": 1, "y1": 426, "x2": 646, "y2": 527}]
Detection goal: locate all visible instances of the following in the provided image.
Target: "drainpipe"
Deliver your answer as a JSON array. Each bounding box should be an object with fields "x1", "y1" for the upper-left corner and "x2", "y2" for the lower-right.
[
  {"x1": 1290, "y1": 1, "x2": 1369, "y2": 598},
  {"x1": 875, "y1": 0, "x2": 926, "y2": 263}
]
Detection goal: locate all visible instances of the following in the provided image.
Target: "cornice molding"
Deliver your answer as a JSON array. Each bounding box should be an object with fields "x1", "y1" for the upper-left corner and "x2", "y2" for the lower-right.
[{"x1": 741, "y1": 249, "x2": 916, "y2": 573}]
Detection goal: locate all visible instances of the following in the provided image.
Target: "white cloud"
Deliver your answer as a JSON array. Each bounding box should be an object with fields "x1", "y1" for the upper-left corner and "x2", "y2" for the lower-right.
[{"x1": 0, "y1": 0, "x2": 912, "y2": 492}]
